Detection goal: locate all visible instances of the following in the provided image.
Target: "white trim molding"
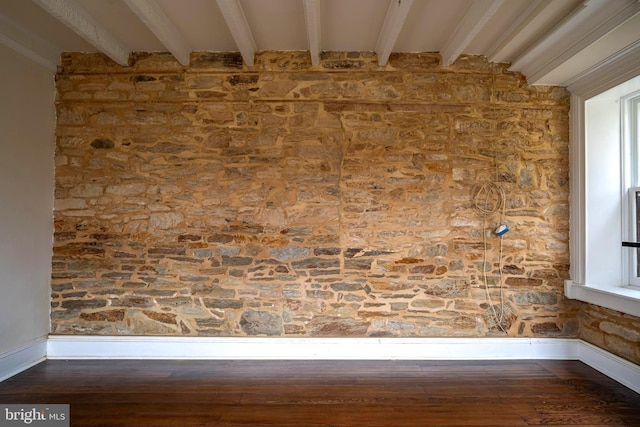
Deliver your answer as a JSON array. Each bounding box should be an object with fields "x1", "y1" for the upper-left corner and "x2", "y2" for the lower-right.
[
  {"x1": 564, "y1": 48, "x2": 640, "y2": 318},
  {"x1": 0, "y1": 337, "x2": 47, "y2": 382},
  {"x1": 0, "y1": 337, "x2": 632, "y2": 394},
  {"x1": 578, "y1": 340, "x2": 640, "y2": 394},
  {"x1": 565, "y1": 280, "x2": 640, "y2": 317},
  {"x1": 47, "y1": 336, "x2": 577, "y2": 361}
]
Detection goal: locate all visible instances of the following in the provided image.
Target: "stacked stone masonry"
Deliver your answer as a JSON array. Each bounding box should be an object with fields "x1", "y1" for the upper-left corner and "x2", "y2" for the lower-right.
[{"x1": 50, "y1": 51, "x2": 636, "y2": 362}]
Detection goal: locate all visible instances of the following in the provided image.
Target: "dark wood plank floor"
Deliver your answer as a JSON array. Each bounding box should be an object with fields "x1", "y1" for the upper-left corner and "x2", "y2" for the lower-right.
[{"x1": 0, "y1": 360, "x2": 638, "y2": 426}]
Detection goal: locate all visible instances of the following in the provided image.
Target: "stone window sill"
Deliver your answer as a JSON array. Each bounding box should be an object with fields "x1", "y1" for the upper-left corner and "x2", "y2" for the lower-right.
[{"x1": 564, "y1": 280, "x2": 640, "y2": 317}]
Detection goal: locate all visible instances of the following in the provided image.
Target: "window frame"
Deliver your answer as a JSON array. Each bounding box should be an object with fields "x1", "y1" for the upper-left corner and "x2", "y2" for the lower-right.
[
  {"x1": 624, "y1": 186, "x2": 640, "y2": 288},
  {"x1": 565, "y1": 57, "x2": 640, "y2": 317},
  {"x1": 622, "y1": 94, "x2": 640, "y2": 288}
]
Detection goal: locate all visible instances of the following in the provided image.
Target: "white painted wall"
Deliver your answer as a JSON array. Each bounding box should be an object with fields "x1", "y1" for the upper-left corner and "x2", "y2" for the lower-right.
[
  {"x1": 584, "y1": 96, "x2": 622, "y2": 286},
  {"x1": 0, "y1": 44, "x2": 55, "y2": 356}
]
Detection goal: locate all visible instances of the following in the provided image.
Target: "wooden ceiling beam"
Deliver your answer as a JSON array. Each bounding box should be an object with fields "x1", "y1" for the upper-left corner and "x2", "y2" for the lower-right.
[
  {"x1": 0, "y1": 13, "x2": 59, "y2": 71},
  {"x1": 510, "y1": 0, "x2": 640, "y2": 84},
  {"x1": 303, "y1": 0, "x2": 321, "y2": 66},
  {"x1": 375, "y1": 0, "x2": 414, "y2": 66},
  {"x1": 123, "y1": 0, "x2": 191, "y2": 66},
  {"x1": 216, "y1": 0, "x2": 256, "y2": 67},
  {"x1": 441, "y1": 0, "x2": 505, "y2": 66},
  {"x1": 32, "y1": 0, "x2": 130, "y2": 66},
  {"x1": 486, "y1": 0, "x2": 554, "y2": 63}
]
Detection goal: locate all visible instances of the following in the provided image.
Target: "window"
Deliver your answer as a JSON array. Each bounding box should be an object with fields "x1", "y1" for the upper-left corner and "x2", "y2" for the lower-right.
[
  {"x1": 622, "y1": 93, "x2": 640, "y2": 288},
  {"x1": 565, "y1": 71, "x2": 640, "y2": 317},
  {"x1": 625, "y1": 186, "x2": 640, "y2": 287}
]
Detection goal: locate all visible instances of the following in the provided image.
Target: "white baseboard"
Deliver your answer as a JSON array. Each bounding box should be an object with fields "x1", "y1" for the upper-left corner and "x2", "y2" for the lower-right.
[
  {"x1": 0, "y1": 336, "x2": 631, "y2": 394},
  {"x1": 578, "y1": 340, "x2": 640, "y2": 394},
  {"x1": 47, "y1": 336, "x2": 578, "y2": 360},
  {"x1": 0, "y1": 337, "x2": 47, "y2": 382},
  {"x1": 45, "y1": 336, "x2": 640, "y2": 394}
]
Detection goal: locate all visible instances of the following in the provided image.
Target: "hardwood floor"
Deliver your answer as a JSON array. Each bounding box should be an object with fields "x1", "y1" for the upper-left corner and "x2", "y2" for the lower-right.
[{"x1": 0, "y1": 360, "x2": 638, "y2": 426}]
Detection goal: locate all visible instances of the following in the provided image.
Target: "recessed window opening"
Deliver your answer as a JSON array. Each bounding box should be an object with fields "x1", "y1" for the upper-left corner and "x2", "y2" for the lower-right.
[
  {"x1": 585, "y1": 75, "x2": 640, "y2": 290},
  {"x1": 623, "y1": 91, "x2": 640, "y2": 288}
]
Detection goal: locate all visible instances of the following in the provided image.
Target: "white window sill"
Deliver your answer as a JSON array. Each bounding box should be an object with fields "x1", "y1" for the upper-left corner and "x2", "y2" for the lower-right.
[{"x1": 565, "y1": 280, "x2": 640, "y2": 317}]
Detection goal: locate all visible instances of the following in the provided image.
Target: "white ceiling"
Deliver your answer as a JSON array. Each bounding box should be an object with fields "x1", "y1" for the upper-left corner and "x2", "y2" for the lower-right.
[{"x1": 1, "y1": 0, "x2": 640, "y2": 86}]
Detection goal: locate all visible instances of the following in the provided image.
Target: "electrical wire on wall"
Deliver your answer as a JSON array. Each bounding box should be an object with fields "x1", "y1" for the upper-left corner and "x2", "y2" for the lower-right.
[
  {"x1": 475, "y1": 62, "x2": 509, "y2": 335},
  {"x1": 474, "y1": 182, "x2": 509, "y2": 334}
]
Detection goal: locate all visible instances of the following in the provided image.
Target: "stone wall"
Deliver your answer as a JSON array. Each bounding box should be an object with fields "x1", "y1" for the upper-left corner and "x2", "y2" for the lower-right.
[
  {"x1": 51, "y1": 51, "x2": 577, "y2": 338},
  {"x1": 578, "y1": 303, "x2": 640, "y2": 365}
]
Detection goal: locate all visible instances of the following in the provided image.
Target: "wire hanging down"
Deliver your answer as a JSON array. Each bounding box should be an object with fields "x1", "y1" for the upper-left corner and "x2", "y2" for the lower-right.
[
  {"x1": 474, "y1": 182, "x2": 505, "y2": 217},
  {"x1": 475, "y1": 182, "x2": 508, "y2": 334}
]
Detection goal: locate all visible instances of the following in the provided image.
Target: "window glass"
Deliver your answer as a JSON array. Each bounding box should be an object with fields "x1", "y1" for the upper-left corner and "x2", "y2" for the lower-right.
[{"x1": 625, "y1": 94, "x2": 640, "y2": 287}]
